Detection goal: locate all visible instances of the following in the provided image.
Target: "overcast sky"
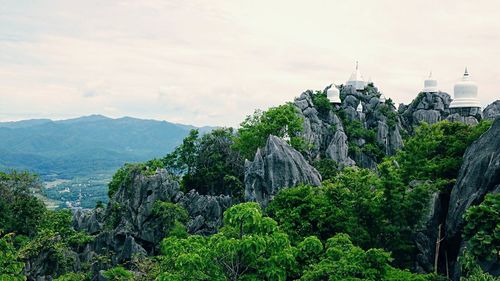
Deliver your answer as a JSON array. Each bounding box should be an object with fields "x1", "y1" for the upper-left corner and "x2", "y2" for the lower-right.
[{"x1": 1, "y1": 0, "x2": 499, "y2": 127}]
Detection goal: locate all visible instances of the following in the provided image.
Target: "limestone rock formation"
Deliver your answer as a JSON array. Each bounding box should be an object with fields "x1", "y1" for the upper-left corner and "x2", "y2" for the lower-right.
[
  {"x1": 445, "y1": 116, "x2": 500, "y2": 279},
  {"x1": 244, "y1": 135, "x2": 322, "y2": 207},
  {"x1": 483, "y1": 100, "x2": 500, "y2": 120},
  {"x1": 414, "y1": 117, "x2": 500, "y2": 279},
  {"x1": 400, "y1": 92, "x2": 451, "y2": 132},
  {"x1": 73, "y1": 168, "x2": 233, "y2": 272},
  {"x1": 339, "y1": 85, "x2": 403, "y2": 168},
  {"x1": 294, "y1": 90, "x2": 354, "y2": 166}
]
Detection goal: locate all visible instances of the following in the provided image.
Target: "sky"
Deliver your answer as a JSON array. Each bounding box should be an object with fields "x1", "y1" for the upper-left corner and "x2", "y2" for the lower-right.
[{"x1": 1, "y1": 0, "x2": 499, "y2": 127}]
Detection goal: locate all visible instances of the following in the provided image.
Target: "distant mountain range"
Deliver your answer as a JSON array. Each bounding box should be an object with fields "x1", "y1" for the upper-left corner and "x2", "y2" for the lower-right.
[{"x1": 0, "y1": 115, "x2": 214, "y2": 180}]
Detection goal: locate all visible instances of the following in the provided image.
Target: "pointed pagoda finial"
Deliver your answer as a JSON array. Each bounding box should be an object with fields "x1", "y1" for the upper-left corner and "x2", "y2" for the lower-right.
[
  {"x1": 464, "y1": 67, "x2": 469, "y2": 76},
  {"x1": 429, "y1": 71, "x2": 433, "y2": 78},
  {"x1": 356, "y1": 61, "x2": 359, "y2": 70}
]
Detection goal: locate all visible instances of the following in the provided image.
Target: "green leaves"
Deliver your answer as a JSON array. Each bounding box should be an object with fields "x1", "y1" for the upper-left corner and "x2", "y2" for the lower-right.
[
  {"x1": 101, "y1": 266, "x2": 134, "y2": 281},
  {"x1": 157, "y1": 202, "x2": 297, "y2": 281},
  {"x1": 233, "y1": 103, "x2": 305, "y2": 160},
  {"x1": 463, "y1": 194, "x2": 500, "y2": 262},
  {"x1": 0, "y1": 232, "x2": 26, "y2": 281}
]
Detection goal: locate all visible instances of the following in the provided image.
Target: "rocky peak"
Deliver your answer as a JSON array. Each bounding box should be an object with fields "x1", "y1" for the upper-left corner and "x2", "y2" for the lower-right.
[
  {"x1": 244, "y1": 135, "x2": 321, "y2": 207},
  {"x1": 400, "y1": 91, "x2": 452, "y2": 133},
  {"x1": 483, "y1": 100, "x2": 500, "y2": 120}
]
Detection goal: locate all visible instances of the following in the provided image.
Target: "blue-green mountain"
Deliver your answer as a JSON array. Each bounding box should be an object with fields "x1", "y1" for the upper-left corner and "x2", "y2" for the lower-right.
[{"x1": 0, "y1": 115, "x2": 213, "y2": 180}]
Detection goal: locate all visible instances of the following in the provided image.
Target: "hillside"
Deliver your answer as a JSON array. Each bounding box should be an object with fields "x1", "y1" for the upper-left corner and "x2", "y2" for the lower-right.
[
  {"x1": 0, "y1": 86, "x2": 498, "y2": 281},
  {"x1": 0, "y1": 115, "x2": 212, "y2": 179},
  {"x1": 0, "y1": 115, "x2": 213, "y2": 208}
]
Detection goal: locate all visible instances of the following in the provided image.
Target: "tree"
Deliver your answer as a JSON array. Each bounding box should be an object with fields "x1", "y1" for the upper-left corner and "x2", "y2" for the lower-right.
[
  {"x1": 157, "y1": 202, "x2": 297, "y2": 281},
  {"x1": 0, "y1": 232, "x2": 26, "y2": 281},
  {"x1": 267, "y1": 168, "x2": 383, "y2": 247},
  {"x1": 101, "y1": 266, "x2": 134, "y2": 281},
  {"x1": 233, "y1": 103, "x2": 305, "y2": 160},
  {"x1": 0, "y1": 171, "x2": 46, "y2": 237},
  {"x1": 300, "y1": 233, "x2": 435, "y2": 281},
  {"x1": 182, "y1": 128, "x2": 245, "y2": 197},
  {"x1": 463, "y1": 194, "x2": 500, "y2": 262}
]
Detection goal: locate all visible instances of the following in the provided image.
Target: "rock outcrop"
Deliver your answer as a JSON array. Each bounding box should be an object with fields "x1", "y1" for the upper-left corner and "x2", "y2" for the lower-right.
[
  {"x1": 294, "y1": 90, "x2": 354, "y2": 166},
  {"x1": 413, "y1": 117, "x2": 500, "y2": 279},
  {"x1": 244, "y1": 135, "x2": 321, "y2": 207},
  {"x1": 72, "y1": 168, "x2": 233, "y2": 276},
  {"x1": 483, "y1": 100, "x2": 500, "y2": 120},
  {"x1": 445, "y1": 116, "x2": 500, "y2": 279},
  {"x1": 400, "y1": 92, "x2": 451, "y2": 133},
  {"x1": 340, "y1": 85, "x2": 403, "y2": 168}
]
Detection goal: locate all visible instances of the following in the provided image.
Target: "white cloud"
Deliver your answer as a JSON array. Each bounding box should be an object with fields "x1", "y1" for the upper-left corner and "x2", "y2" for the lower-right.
[{"x1": 0, "y1": 0, "x2": 499, "y2": 126}]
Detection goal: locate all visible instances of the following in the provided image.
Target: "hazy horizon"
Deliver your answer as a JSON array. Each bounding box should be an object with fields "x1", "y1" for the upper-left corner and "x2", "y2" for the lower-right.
[{"x1": 1, "y1": 0, "x2": 499, "y2": 127}]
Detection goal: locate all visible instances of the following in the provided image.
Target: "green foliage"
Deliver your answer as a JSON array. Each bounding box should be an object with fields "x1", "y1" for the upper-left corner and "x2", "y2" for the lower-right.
[
  {"x1": 53, "y1": 272, "x2": 88, "y2": 281},
  {"x1": 393, "y1": 120, "x2": 492, "y2": 184},
  {"x1": 312, "y1": 158, "x2": 339, "y2": 181},
  {"x1": 463, "y1": 194, "x2": 500, "y2": 261},
  {"x1": 459, "y1": 250, "x2": 500, "y2": 281},
  {"x1": 18, "y1": 209, "x2": 93, "y2": 277},
  {"x1": 102, "y1": 266, "x2": 134, "y2": 281},
  {"x1": 108, "y1": 164, "x2": 134, "y2": 198},
  {"x1": 342, "y1": 119, "x2": 385, "y2": 161},
  {"x1": 157, "y1": 202, "x2": 297, "y2": 281},
  {"x1": 300, "y1": 233, "x2": 434, "y2": 281},
  {"x1": 152, "y1": 201, "x2": 189, "y2": 238},
  {"x1": 0, "y1": 232, "x2": 26, "y2": 281},
  {"x1": 267, "y1": 168, "x2": 383, "y2": 247},
  {"x1": 311, "y1": 90, "x2": 332, "y2": 117},
  {"x1": 233, "y1": 103, "x2": 305, "y2": 159},
  {"x1": 379, "y1": 103, "x2": 398, "y2": 129},
  {"x1": 0, "y1": 171, "x2": 46, "y2": 237},
  {"x1": 163, "y1": 128, "x2": 245, "y2": 198}
]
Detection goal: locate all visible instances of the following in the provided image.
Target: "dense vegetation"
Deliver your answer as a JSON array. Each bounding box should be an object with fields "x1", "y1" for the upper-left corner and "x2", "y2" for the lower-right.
[{"x1": 0, "y1": 102, "x2": 497, "y2": 280}]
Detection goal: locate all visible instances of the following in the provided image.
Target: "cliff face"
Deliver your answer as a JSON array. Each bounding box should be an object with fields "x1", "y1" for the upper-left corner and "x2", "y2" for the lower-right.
[
  {"x1": 244, "y1": 135, "x2": 322, "y2": 207},
  {"x1": 483, "y1": 100, "x2": 500, "y2": 120},
  {"x1": 294, "y1": 90, "x2": 354, "y2": 166},
  {"x1": 399, "y1": 91, "x2": 452, "y2": 133},
  {"x1": 72, "y1": 169, "x2": 233, "y2": 275},
  {"x1": 445, "y1": 116, "x2": 500, "y2": 279},
  {"x1": 293, "y1": 85, "x2": 403, "y2": 170},
  {"x1": 414, "y1": 117, "x2": 500, "y2": 279}
]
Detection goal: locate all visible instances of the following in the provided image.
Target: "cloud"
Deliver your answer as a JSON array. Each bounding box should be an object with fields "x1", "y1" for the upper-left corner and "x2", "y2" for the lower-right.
[{"x1": 0, "y1": 0, "x2": 499, "y2": 126}]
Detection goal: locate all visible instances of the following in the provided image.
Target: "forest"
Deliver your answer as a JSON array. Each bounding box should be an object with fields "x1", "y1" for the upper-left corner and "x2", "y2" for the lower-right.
[{"x1": 1, "y1": 90, "x2": 499, "y2": 281}]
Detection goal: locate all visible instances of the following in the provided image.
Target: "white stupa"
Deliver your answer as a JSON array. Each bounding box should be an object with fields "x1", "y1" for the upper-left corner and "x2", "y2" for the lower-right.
[
  {"x1": 346, "y1": 61, "x2": 366, "y2": 91},
  {"x1": 327, "y1": 84, "x2": 341, "y2": 104},
  {"x1": 450, "y1": 68, "x2": 481, "y2": 109},
  {"x1": 379, "y1": 94, "x2": 386, "y2": 103},
  {"x1": 422, "y1": 72, "x2": 439, "y2": 93},
  {"x1": 356, "y1": 102, "x2": 363, "y2": 113}
]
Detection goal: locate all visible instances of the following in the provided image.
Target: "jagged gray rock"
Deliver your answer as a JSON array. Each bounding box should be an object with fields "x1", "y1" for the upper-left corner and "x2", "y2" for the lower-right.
[
  {"x1": 294, "y1": 90, "x2": 354, "y2": 166},
  {"x1": 445, "y1": 116, "x2": 500, "y2": 279},
  {"x1": 401, "y1": 92, "x2": 451, "y2": 132},
  {"x1": 178, "y1": 189, "x2": 232, "y2": 235},
  {"x1": 414, "y1": 190, "x2": 448, "y2": 274},
  {"x1": 446, "y1": 113, "x2": 479, "y2": 125},
  {"x1": 244, "y1": 135, "x2": 321, "y2": 207},
  {"x1": 483, "y1": 100, "x2": 500, "y2": 120},
  {"x1": 72, "y1": 168, "x2": 234, "y2": 272}
]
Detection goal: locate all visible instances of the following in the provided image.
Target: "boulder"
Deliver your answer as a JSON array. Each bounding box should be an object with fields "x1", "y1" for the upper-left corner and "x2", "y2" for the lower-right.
[
  {"x1": 483, "y1": 100, "x2": 500, "y2": 120},
  {"x1": 401, "y1": 92, "x2": 451, "y2": 132},
  {"x1": 245, "y1": 135, "x2": 322, "y2": 207}
]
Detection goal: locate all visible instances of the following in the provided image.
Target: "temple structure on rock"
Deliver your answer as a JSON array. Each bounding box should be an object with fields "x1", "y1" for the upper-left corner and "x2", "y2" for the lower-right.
[
  {"x1": 449, "y1": 68, "x2": 482, "y2": 117},
  {"x1": 422, "y1": 72, "x2": 439, "y2": 93},
  {"x1": 346, "y1": 61, "x2": 366, "y2": 91},
  {"x1": 327, "y1": 84, "x2": 341, "y2": 104}
]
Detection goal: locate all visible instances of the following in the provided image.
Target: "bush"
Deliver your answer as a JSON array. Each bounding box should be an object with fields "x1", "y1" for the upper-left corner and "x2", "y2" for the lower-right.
[{"x1": 233, "y1": 103, "x2": 305, "y2": 159}]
